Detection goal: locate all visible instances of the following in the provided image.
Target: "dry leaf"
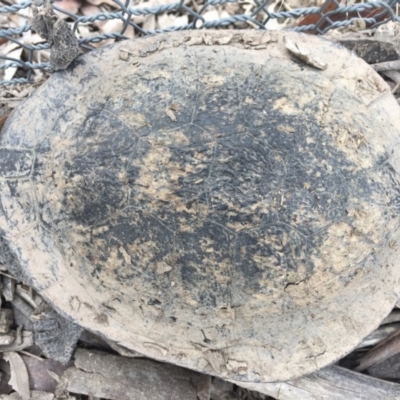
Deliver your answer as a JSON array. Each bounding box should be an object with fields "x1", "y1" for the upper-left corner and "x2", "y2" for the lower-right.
[
  {"x1": 80, "y1": 3, "x2": 101, "y2": 16},
  {"x1": 4, "y1": 48, "x2": 23, "y2": 82},
  {"x1": 99, "y1": 19, "x2": 130, "y2": 36},
  {"x1": 284, "y1": 37, "x2": 327, "y2": 70},
  {"x1": 0, "y1": 333, "x2": 15, "y2": 345},
  {"x1": 219, "y1": 10, "x2": 231, "y2": 21},
  {"x1": 3, "y1": 352, "x2": 30, "y2": 400},
  {"x1": 139, "y1": 0, "x2": 186, "y2": 6},
  {"x1": 264, "y1": 1, "x2": 293, "y2": 30},
  {"x1": 5, "y1": 85, "x2": 37, "y2": 99},
  {"x1": 54, "y1": 0, "x2": 82, "y2": 17},
  {"x1": 0, "y1": 115, "x2": 9, "y2": 134},
  {"x1": 7, "y1": 13, "x2": 30, "y2": 29},
  {"x1": 142, "y1": 14, "x2": 156, "y2": 32},
  {"x1": 79, "y1": 5, "x2": 106, "y2": 34},
  {"x1": 1, "y1": 41, "x2": 20, "y2": 57},
  {"x1": 297, "y1": 0, "x2": 337, "y2": 33},
  {"x1": 157, "y1": 14, "x2": 188, "y2": 30},
  {"x1": 19, "y1": 354, "x2": 68, "y2": 394},
  {"x1": 76, "y1": 24, "x2": 93, "y2": 39},
  {"x1": 85, "y1": 0, "x2": 119, "y2": 7},
  {"x1": 297, "y1": 0, "x2": 394, "y2": 33},
  {"x1": 196, "y1": 375, "x2": 211, "y2": 400},
  {"x1": 203, "y1": 9, "x2": 220, "y2": 22},
  {"x1": 21, "y1": 33, "x2": 45, "y2": 47}
]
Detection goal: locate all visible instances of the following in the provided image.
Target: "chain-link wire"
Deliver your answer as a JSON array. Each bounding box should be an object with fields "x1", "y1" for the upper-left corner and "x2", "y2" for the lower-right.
[{"x1": 1, "y1": 0, "x2": 400, "y2": 85}]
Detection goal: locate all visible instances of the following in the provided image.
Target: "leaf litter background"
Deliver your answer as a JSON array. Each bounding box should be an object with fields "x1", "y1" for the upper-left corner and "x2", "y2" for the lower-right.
[{"x1": 1, "y1": 0, "x2": 400, "y2": 399}]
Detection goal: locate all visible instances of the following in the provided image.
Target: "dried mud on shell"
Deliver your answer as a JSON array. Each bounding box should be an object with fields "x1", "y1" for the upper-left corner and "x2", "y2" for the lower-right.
[{"x1": 0, "y1": 29, "x2": 400, "y2": 400}]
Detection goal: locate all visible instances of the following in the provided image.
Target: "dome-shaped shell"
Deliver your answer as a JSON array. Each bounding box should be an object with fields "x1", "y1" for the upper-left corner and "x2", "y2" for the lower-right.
[{"x1": 1, "y1": 30, "x2": 400, "y2": 383}]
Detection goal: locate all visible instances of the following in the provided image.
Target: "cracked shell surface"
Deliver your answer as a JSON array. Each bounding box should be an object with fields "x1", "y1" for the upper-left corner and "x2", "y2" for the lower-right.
[{"x1": 1, "y1": 30, "x2": 400, "y2": 384}]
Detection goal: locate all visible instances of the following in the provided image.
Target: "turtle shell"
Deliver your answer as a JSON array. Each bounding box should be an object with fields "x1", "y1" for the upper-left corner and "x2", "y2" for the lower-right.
[{"x1": 1, "y1": 30, "x2": 400, "y2": 384}]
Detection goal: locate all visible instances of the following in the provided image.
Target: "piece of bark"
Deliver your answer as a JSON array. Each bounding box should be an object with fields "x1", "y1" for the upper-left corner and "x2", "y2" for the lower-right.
[
  {"x1": 0, "y1": 357, "x2": 13, "y2": 394},
  {"x1": 338, "y1": 37, "x2": 400, "y2": 65},
  {"x1": 29, "y1": 392, "x2": 54, "y2": 400},
  {"x1": 65, "y1": 348, "x2": 201, "y2": 400},
  {"x1": 384, "y1": 71, "x2": 400, "y2": 87},
  {"x1": 368, "y1": 352, "x2": 400, "y2": 380},
  {"x1": 382, "y1": 310, "x2": 400, "y2": 325},
  {"x1": 21, "y1": 355, "x2": 68, "y2": 394},
  {"x1": 196, "y1": 375, "x2": 211, "y2": 400},
  {"x1": 356, "y1": 328, "x2": 400, "y2": 371},
  {"x1": 15, "y1": 287, "x2": 36, "y2": 311},
  {"x1": 0, "y1": 393, "x2": 21, "y2": 399},
  {"x1": 357, "y1": 324, "x2": 400, "y2": 348},
  {"x1": 0, "y1": 330, "x2": 34, "y2": 352},
  {"x1": 339, "y1": 349, "x2": 368, "y2": 371},
  {"x1": 0, "y1": 238, "x2": 23, "y2": 284},
  {"x1": 2, "y1": 278, "x2": 15, "y2": 303},
  {"x1": 0, "y1": 334, "x2": 15, "y2": 346},
  {"x1": 78, "y1": 331, "x2": 114, "y2": 353},
  {"x1": 33, "y1": 309, "x2": 82, "y2": 364},
  {"x1": 366, "y1": 326, "x2": 400, "y2": 353},
  {"x1": 231, "y1": 365, "x2": 400, "y2": 400},
  {"x1": 210, "y1": 378, "x2": 236, "y2": 400},
  {"x1": 53, "y1": 373, "x2": 78, "y2": 400},
  {"x1": 0, "y1": 310, "x2": 13, "y2": 335},
  {"x1": 11, "y1": 308, "x2": 33, "y2": 333},
  {"x1": 372, "y1": 60, "x2": 400, "y2": 72},
  {"x1": 11, "y1": 295, "x2": 34, "y2": 321},
  {"x1": 103, "y1": 339, "x2": 142, "y2": 358},
  {"x1": 0, "y1": 392, "x2": 54, "y2": 400}
]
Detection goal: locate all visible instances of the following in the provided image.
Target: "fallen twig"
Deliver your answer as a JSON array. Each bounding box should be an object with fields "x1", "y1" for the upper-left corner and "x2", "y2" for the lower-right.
[
  {"x1": 356, "y1": 327, "x2": 400, "y2": 371},
  {"x1": 371, "y1": 60, "x2": 400, "y2": 72}
]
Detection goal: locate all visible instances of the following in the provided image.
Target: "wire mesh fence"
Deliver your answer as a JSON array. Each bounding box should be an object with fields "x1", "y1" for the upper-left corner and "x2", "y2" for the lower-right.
[{"x1": 1, "y1": 0, "x2": 400, "y2": 85}]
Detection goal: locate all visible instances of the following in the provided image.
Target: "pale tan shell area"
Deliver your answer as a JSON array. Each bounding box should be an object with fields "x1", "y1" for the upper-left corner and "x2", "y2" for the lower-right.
[{"x1": 1, "y1": 30, "x2": 400, "y2": 384}]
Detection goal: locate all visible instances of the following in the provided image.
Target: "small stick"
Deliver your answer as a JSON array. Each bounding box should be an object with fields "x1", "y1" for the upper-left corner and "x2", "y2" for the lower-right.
[
  {"x1": 356, "y1": 327, "x2": 400, "y2": 371},
  {"x1": 0, "y1": 270, "x2": 16, "y2": 279},
  {"x1": 384, "y1": 71, "x2": 400, "y2": 86},
  {"x1": 371, "y1": 60, "x2": 400, "y2": 72},
  {"x1": 18, "y1": 350, "x2": 45, "y2": 362}
]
